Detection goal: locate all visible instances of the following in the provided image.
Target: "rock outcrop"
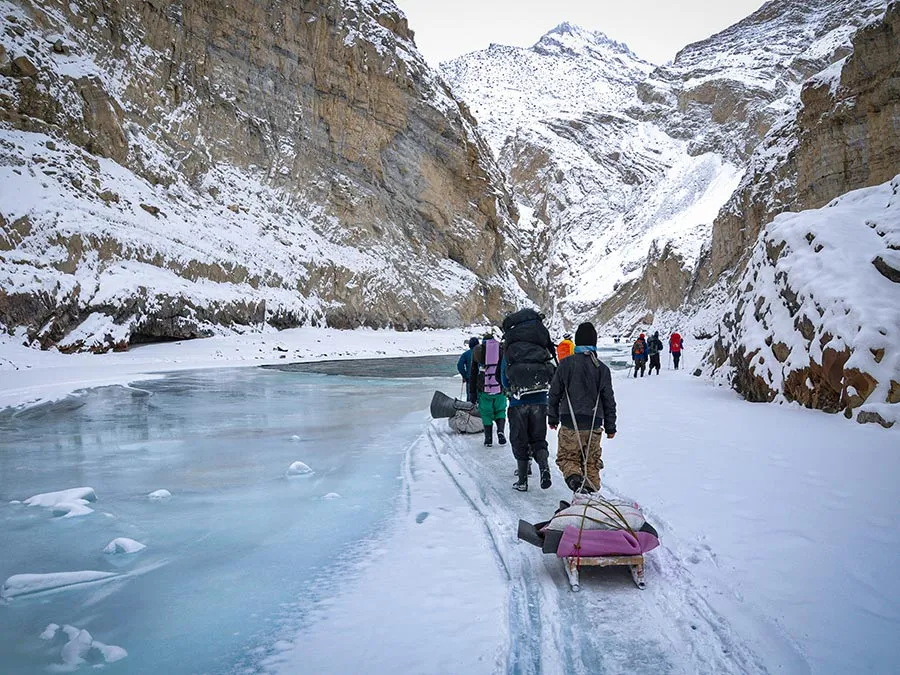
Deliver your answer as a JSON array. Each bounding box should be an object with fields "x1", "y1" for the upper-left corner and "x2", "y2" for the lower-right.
[
  {"x1": 0, "y1": 0, "x2": 528, "y2": 351},
  {"x1": 708, "y1": 176, "x2": 900, "y2": 428}
]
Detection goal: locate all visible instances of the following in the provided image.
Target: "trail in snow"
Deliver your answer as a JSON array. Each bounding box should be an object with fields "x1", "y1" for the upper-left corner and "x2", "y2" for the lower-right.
[{"x1": 430, "y1": 423, "x2": 801, "y2": 674}]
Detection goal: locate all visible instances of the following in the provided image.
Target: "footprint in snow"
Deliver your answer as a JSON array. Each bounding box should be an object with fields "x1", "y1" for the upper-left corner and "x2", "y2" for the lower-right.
[{"x1": 415, "y1": 511, "x2": 429, "y2": 524}]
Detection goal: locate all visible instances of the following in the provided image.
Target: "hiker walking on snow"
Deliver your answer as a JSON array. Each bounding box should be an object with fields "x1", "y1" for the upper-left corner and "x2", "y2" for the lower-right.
[
  {"x1": 502, "y1": 358, "x2": 552, "y2": 492},
  {"x1": 647, "y1": 331, "x2": 663, "y2": 375},
  {"x1": 474, "y1": 333, "x2": 507, "y2": 447},
  {"x1": 669, "y1": 332, "x2": 684, "y2": 370},
  {"x1": 632, "y1": 333, "x2": 648, "y2": 378},
  {"x1": 457, "y1": 337, "x2": 480, "y2": 403},
  {"x1": 556, "y1": 333, "x2": 575, "y2": 361},
  {"x1": 548, "y1": 322, "x2": 617, "y2": 493}
]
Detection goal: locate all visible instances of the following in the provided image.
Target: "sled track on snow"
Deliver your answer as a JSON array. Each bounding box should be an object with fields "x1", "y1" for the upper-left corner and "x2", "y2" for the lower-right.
[{"x1": 425, "y1": 423, "x2": 795, "y2": 675}]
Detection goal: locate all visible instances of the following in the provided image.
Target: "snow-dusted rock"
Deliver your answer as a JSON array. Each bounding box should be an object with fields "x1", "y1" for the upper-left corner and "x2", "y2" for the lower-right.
[
  {"x1": 23, "y1": 487, "x2": 96, "y2": 518},
  {"x1": 1, "y1": 571, "x2": 119, "y2": 599},
  {"x1": 103, "y1": 538, "x2": 147, "y2": 555},
  {"x1": 0, "y1": 0, "x2": 526, "y2": 351},
  {"x1": 709, "y1": 176, "x2": 900, "y2": 427},
  {"x1": 148, "y1": 489, "x2": 171, "y2": 500},
  {"x1": 286, "y1": 461, "x2": 314, "y2": 477}
]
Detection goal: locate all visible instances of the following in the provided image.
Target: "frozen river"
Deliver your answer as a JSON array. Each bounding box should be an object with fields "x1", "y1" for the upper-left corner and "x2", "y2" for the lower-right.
[{"x1": 0, "y1": 360, "x2": 459, "y2": 673}]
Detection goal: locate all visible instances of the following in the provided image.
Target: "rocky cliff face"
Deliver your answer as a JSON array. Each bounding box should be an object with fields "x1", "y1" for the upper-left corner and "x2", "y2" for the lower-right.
[
  {"x1": 0, "y1": 0, "x2": 528, "y2": 351},
  {"x1": 705, "y1": 2, "x2": 900, "y2": 427},
  {"x1": 698, "y1": 0, "x2": 899, "y2": 292}
]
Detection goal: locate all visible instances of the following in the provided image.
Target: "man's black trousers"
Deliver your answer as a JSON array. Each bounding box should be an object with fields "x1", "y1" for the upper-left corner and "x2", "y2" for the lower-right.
[{"x1": 508, "y1": 404, "x2": 549, "y2": 465}]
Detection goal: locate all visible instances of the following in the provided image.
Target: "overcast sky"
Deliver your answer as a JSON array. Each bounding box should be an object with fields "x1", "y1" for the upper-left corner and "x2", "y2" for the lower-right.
[{"x1": 396, "y1": 0, "x2": 766, "y2": 66}]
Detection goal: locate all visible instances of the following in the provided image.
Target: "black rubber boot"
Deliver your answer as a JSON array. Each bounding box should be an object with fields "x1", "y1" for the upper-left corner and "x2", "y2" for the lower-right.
[
  {"x1": 483, "y1": 425, "x2": 493, "y2": 447},
  {"x1": 566, "y1": 474, "x2": 585, "y2": 492},
  {"x1": 539, "y1": 463, "x2": 552, "y2": 490},
  {"x1": 514, "y1": 463, "x2": 533, "y2": 476},
  {"x1": 513, "y1": 460, "x2": 528, "y2": 491},
  {"x1": 496, "y1": 418, "x2": 506, "y2": 445}
]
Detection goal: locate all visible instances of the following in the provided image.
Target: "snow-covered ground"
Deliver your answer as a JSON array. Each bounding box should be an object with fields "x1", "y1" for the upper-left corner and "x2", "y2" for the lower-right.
[{"x1": 1, "y1": 339, "x2": 897, "y2": 673}]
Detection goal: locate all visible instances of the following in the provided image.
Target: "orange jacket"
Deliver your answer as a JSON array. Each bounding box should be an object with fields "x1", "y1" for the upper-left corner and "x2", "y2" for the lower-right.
[{"x1": 556, "y1": 339, "x2": 575, "y2": 361}]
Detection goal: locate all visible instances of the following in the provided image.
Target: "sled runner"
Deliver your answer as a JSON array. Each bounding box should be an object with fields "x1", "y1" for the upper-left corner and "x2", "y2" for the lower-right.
[{"x1": 517, "y1": 496, "x2": 659, "y2": 591}]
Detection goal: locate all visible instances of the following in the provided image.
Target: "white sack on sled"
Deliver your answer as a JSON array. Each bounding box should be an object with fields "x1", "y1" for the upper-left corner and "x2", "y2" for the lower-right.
[
  {"x1": 448, "y1": 410, "x2": 482, "y2": 434},
  {"x1": 546, "y1": 497, "x2": 645, "y2": 532}
]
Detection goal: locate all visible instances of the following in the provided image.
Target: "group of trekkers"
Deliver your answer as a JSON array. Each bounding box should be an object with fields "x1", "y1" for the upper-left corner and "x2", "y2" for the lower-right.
[
  {"x1": 457, "y1": 312, "x2": 618, "y2": 494},
  {"x1": 457, "y1": 312, "x2": 687, "y2": 493},
  {"x1": 628, "y1": 331, "x2": 683, "y2": 378}
]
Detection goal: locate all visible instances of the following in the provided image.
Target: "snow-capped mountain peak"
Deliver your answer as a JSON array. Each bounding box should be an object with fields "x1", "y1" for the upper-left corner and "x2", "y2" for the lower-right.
[
  {"x1": 442, "y1": 23, "x2": 652, "y2": 154},
  {"x1": 534, "y1": 22, "x2": 647, "y2": 64}
]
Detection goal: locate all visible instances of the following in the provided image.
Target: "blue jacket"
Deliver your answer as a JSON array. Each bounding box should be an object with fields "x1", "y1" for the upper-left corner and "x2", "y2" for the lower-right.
[
  {"x1": 457, "y1": 348, "x2": 474, "y2": 379},
  {"x1": 500, "y1": 357, "x2": 548, "y2": 407}
]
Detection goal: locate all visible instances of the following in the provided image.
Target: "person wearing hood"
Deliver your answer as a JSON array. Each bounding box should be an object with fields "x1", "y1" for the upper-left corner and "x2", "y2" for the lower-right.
[
  {"x1": 547, "y1": 322, "x2": 617, "y2": 493},
  {"x1": 631, "y1": 333, "x2": 648, "y2": 378},
  {"x1": 647, "y1": 331, "x2": 664, "y2": 375},
  {"x1": 457, "y1": 336, "x2": 480, "y2": 403}
]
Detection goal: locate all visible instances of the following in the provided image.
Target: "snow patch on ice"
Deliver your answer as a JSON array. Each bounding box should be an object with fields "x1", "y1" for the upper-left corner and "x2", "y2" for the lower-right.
[
  {"x1": 148, "y1": 489, "x2": 171, "y2": 500},
  {"x1": 1, "y1": 571, "x2": 119, "y2": 599},
  {"x1": 40, "y1": 623, "x2": 127, "y2": 672},
  {"x1": 23, "y1": 487, "x2": 96, "y2": 518},
  {"x1": 323, "y1": 492, "x2": 341, "y2": 500}
]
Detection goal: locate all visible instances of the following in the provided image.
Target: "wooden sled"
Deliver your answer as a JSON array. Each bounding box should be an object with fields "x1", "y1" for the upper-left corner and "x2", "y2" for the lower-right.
[{"x1": 563, "y1": 554, "x2": 646, "y2": 592}]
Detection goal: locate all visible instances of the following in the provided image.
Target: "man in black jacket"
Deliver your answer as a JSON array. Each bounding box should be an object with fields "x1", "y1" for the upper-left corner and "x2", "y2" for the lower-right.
[{"x1": 547, "y1": 322, "x2": 617, "y2": 493}]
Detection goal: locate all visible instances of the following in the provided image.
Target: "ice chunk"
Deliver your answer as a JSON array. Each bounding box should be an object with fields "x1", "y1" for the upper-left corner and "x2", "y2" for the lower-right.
[
  {"x1": 323, "y1": 493, "x2": 341, "y2": 500},
  {"x1": 148, "y1": 489, "x2": 171, "y2": 500},
  {"x1": 93, "y1": 641, "x2": 128, "y2": 663},
  {"x1": 1, "y1": 571, "x2": 119, "y2": 599},
  {"x1": 44, "y1": 624, "x2": 127, "y2": 671},
  {"x1": 23, "y1": 487, "x2": 96, "y2": 518},
  {"x1": 59, "y1": 627, "x2": 93, "y2": 669},
  {"x1": 40, "y1": 624, "x2": 60, "y2": 640},
  {"x1": 285, "y1": 461, "x2": 313, "y2": 477},
  {"x1": 103, "y1": 538, "x2": 146, "y2": 555},
  {"x1": 291, "y1": 434, "x2": 301, "y2": 441}
]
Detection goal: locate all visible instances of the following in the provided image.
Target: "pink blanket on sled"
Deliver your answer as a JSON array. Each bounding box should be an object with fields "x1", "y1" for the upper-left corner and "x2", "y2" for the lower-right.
[{"x1": 556, "y1": 527, "x2": 660, "y2": 558}]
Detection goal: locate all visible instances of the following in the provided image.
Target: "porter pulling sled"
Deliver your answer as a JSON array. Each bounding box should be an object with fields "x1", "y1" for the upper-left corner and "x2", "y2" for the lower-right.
[{"x1": 518, "y1": 366, "x2": 660, "y2": 590}]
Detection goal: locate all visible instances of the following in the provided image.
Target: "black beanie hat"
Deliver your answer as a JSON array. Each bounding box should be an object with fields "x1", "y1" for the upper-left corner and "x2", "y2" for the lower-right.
[
  {"x1": 574, "y1": 322, "x2": 597, "y2": 346},
  {"x1": 468, "y1": 337, "x2": 479, "y2": 348}
]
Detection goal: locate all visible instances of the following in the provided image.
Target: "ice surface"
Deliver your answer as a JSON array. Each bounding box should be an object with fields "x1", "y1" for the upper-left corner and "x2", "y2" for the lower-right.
[
  {"x1": 103, "y1": 538, "x2": 146, "y2": 555},
  {"x1": 0, "y1": 363, "x2": 451, "y2": 673},
  {"x1": 147, "y1": 489, "x2": 171, "y2": 500}
]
